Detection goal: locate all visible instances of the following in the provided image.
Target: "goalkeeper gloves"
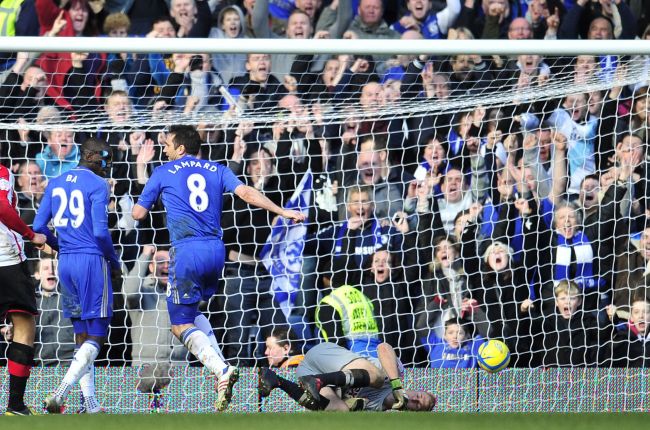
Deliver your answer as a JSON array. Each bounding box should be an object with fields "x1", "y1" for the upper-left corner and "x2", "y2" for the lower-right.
[{"x1": 390, "y1": 378, "x2": 408, "y2": 410}]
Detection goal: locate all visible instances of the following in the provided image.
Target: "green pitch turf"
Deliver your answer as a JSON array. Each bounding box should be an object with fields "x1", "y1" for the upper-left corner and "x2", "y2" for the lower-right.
[{"x1": 2, "y1": 412, "x2": 647, "y2": 430}]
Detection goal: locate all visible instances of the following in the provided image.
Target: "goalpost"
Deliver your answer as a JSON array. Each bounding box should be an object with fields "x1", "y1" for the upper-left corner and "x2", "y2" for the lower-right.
[{"x1": 1, "y1": 37, "x2": 650, "y2": 413}]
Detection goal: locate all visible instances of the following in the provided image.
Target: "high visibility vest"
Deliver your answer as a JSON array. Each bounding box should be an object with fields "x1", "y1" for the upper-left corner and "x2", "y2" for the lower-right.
[
  {"x1": 315, "y1": 285, "x2": 379, "y2": 341},
  {"x1": 280, "y1": 354, "x2": 305, "y2": 368},
  {"x1": 0, "y1": 0, "x2": 25, "y2": 37}
]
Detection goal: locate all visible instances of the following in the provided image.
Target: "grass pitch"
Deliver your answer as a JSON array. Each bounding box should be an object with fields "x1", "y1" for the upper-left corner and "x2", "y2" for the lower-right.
[{"x1": 2, "y1": 412, "x2": 646, "y2": 430}]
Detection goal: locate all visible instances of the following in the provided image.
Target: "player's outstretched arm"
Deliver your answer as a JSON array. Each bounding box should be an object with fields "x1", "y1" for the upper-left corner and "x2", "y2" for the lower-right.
[
  {"x1": 132, "y1": 204, "x2": 149, "y2": 221},
  {"x1": 32, "y1": 184, "x2": 59, "y2": 252},
  {"x1": 234, "y1": 184, "x2": 306, "y2": 222},
  {"x1": 0, "y1": 182, "x2": 50, "y2": 251},
  {"x1": 377, "y1": 342, "x2": 401, "y2": 381},
  {"x1": 0, "y1": 168, "x2": 45, "y2": 244},
  {"x1": 132, "y1": 169, "x2": 161, "y2": 221},
  {"x1": 377, "y1": 342, "x2": 408, "y2": 410},
  {"x1": 0, "y1": 196, "x2": 47, "y2": 246}
]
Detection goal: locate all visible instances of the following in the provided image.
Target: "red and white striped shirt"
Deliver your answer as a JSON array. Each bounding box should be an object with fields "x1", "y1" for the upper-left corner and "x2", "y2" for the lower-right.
[{"x1": 0, "y1": 165, "x2": 34, "y2": 266}]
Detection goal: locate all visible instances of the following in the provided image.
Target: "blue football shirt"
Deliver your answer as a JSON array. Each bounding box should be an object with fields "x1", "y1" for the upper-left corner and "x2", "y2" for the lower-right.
[
  {"x1": 137, "y1": 155, "x2": 243, "y2": 244},
  {"x1": 34, "y1": 166, "x2": 119, "y2": 268}
]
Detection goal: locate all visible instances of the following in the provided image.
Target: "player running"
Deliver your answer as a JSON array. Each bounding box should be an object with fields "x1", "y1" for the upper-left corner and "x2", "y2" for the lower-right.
[
  {"x1": 132, "y1": 125, "x2": 304, "y2": 411},
  {"x1": 34, "y1": 137, "x2": 122, "y2": 414}
]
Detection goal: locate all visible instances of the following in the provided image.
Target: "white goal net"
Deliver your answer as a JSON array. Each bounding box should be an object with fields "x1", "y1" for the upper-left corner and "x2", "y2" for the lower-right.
[{"x1": 1, "y1": 30, "x2": 650, "y2": 412}]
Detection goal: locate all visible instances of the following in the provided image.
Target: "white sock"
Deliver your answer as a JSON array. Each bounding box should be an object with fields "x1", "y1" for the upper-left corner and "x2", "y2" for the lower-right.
[
  {"x1": 55, "y1": 341, "x2": 100, "y2": 401},
  {"x1": 181, "y1": 327, "x2": 228, "y2": 377},
  {"x1": 80, "y1": 364, "x2": 101, "y2": 413},
  {"x1": 193, "y1": 314, "x2": 227, "y2": 363}
]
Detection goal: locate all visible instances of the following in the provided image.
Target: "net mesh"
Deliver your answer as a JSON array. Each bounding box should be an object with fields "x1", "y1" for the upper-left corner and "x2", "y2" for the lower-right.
[
  {"x1": 2, "y1": 367, "x2": 650, "y2": 413},
  {"x1": 1, "y1": 40, "x2": 650, "y2": 412}
]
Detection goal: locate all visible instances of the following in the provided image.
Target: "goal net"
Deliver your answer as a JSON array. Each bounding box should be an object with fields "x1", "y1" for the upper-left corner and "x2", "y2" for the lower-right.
[{"x1": 1, "y1": 36, "x2": 650, "y2": 412}]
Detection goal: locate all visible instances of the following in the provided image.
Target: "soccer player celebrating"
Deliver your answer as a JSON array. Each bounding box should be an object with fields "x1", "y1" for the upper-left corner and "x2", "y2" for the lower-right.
[
  {"x1": 131, "y1": 125, "x2": 305, "y2": 411},
  {"x1": 0, "y1": 164, "x2": 47, "y2": 415},
  {"x1": 34, "y1": 137, "x2": 122, "y2": 414}
]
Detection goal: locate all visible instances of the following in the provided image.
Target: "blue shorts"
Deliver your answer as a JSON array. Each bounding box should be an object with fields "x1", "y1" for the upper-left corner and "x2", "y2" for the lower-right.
[
  {"x1": 58, "y1": 253, "x2": 113, "y2": 321},
  {"x1": 167, "y1": 238, "x2": 225, "y2": 306},
  {"x1": 71, "y1": 317, "x2": 111, "y2": 337},
  {"x1": 167, "y1": 302, "x2": 201, "y2": 325}
]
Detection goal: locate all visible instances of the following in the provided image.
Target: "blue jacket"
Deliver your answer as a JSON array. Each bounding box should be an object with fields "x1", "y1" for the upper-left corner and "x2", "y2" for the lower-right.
[
  {"x1": 421, "y1": 333, "x2": 485, "y2": 369},
  {"x1": 306, "y1": 218, "x2": 392, "y2": 267},
  {"x1": 304, "y1": 217, "x2": 404, "y2": 288},
  {"x1": 35, "y1": 144, "x2": 80, "y2": 179}
]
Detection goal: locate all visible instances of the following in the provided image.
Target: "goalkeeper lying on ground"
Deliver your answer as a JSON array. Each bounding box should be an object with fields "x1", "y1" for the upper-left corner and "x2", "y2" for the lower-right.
[{"x1": 258, "y1": 342, "x2": 436, "y2": 412}]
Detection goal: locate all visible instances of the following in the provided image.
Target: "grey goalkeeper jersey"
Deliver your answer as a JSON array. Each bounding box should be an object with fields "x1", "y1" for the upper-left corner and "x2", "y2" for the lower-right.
[{"x1": 296, "y1": 342, "x2": 396, "y2": 411}]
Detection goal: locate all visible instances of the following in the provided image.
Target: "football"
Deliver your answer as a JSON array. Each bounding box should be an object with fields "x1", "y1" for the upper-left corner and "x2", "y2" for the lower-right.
[{"x1": 477, "y1": 339, "x2": 511, "y2": 373}]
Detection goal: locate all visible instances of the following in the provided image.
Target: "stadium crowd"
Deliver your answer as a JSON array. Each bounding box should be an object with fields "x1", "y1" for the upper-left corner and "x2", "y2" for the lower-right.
[{"x1": 1, "y1": 0, "x2": 650, "y2": 377}]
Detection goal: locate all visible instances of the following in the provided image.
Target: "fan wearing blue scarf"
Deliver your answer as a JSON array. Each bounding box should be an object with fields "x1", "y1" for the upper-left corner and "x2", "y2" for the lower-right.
[
  {"x1": 304, "y1": 185, "x2": 404, "y2": 288},
  {"x1": 552, "y1": 202, "x2": 599, "y2": 290}
]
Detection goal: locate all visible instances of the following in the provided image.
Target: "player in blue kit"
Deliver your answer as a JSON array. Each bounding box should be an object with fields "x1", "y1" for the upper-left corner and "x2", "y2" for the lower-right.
[
  {"x1": 132, "y1": 125, "x2": 305, "y2": 411},
  {"x1": 33, "y1": 137, "x2": 122, "y2": 414}
]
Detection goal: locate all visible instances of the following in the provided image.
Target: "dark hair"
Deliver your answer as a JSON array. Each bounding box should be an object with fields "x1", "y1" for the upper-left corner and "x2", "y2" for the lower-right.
[
  {"x1": 81, "y1": 136, "x2": 109, "y2": 154},
  {"x1": 589, "y1": 15, "x2": 614, "y2": 35},
  {"x1": 579, "y1": 173, "x2": 600, "y2": 188},
  {"x1": 419, "y1": 133, "x2": 448, "y2": 167},
  {"x1": 243, "y1": 143, "x2": 274, "y2": 181},
  {"x1": 444, "y1": 317, "x2": 476, "y2": 337},
  {"x1": 219, "y1": 6, "x2": 241, "y2": 25},
  {"x1": 440, "y1": 167, "x2": 464, "y2": 185},
  {"x1": 80, "y1": 137, "x2": 111, "y2": 175},
  {"x1": 631, "y1": 287, "x2": 650, "y2": 306},
  {"x1": 359, "y1": 134, "x2": 388, "y2": 152},
  {"x1": 633, "y1": 86, "x2": 649, "y2": 110},
  {"x1": 146, "y1": 245, "x2": 171, "y2": 257},
  {"x1": 373, "y1": 245, "x2": 390, "y2": 256},
  {"x1": 432, "y1": 235, "x2": 460, "y2": 260},
  {"x1": 269, "y1": 326, "x2": 299, "y2": 355},
  {"x1": 168, "y1": 125, "x2": 202, "y2": 155},
  {"x1": 453, "y1": 209, "x2": 472, "y2": 224},
  {"x1": 363, "y1": 246, "x2": 392, "y2": 271},
  {"x1": 152, "y1": 15, "x2": 175, "y2": 27},
  {"x1": 423, "y1": 132, "x2": 445, "y2": 146},
  {"x1": 444, "y1": 317, "x2": 463, "y2": 328},
  {"x1": 64, "y1": 0, "x2": 101, "y2": 36}
]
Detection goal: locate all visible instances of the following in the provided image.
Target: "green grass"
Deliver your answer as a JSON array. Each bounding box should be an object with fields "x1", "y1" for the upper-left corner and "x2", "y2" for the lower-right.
[{"x1": 2, "y1": 412, "x2": 648, "y2": 430}]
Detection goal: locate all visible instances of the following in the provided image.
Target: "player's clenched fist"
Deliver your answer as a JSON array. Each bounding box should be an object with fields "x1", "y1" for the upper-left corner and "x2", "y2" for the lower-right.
[
  {"x1": 282, "y1": 210, "x2": 306, "y2": 223},
  {"x1": 31, "y1": 233, "x2": 47, "y2": 247}
]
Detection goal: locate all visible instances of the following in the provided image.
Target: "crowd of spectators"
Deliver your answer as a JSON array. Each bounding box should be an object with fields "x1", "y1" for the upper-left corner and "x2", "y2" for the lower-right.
[{"x1": 1, "y1": 0, "x2": 650, "y2": 370}]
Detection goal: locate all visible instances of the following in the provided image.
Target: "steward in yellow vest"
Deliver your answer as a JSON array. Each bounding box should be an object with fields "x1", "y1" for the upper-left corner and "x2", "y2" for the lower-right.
[
  {"x1": 0, "y1": 0, "x2": 25, "y2": 37},
  {"x1": 315, "y1": 285, "x2": 381, "y2": 358}
]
